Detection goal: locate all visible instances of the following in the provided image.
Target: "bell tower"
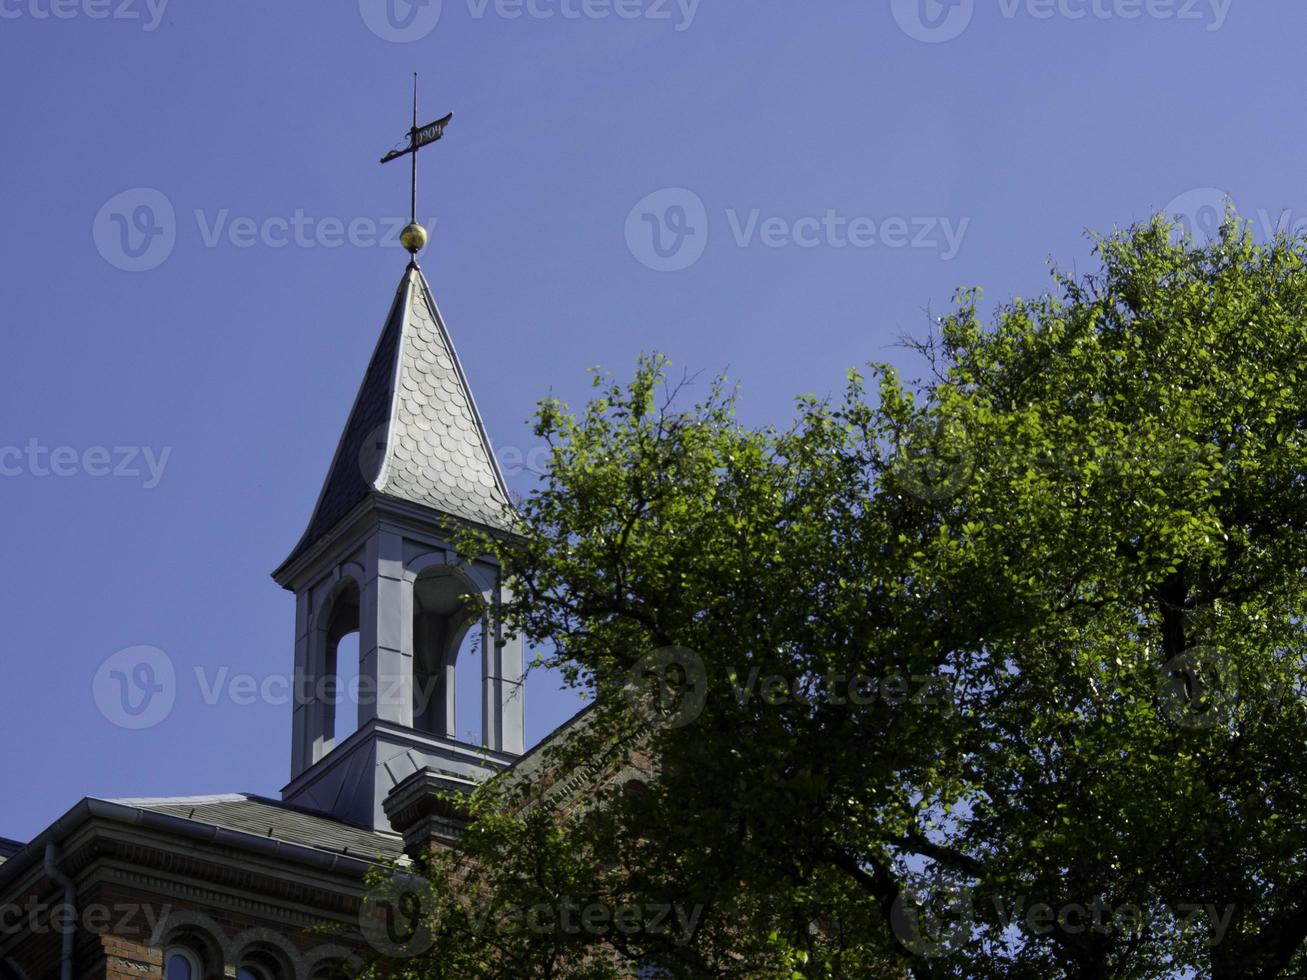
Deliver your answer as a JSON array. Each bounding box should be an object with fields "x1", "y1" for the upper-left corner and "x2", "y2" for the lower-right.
[{"x1": 271, "y1": 259, "x2": 525, "y2": 831}]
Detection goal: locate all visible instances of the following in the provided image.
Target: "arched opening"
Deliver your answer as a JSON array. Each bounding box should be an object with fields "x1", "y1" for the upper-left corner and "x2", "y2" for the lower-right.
[
  {"x1": 237, "y1": 945, "x2": 291, "y2": 980},
  {"x1": 332, "y1": 629, "x2": 360, "y2": 748},
  {"x1": 162, "y1": 926, "x2": 221, "y2": 980},
  {"x1": 322, "y1": 578, "x2": 360, "y2": 755},
  {"x1": 309, "y1": 962, "x2": 351, "y2": 980},
  {"x1": 412, "y1": 566, "x2": 483, "y2": 745}
]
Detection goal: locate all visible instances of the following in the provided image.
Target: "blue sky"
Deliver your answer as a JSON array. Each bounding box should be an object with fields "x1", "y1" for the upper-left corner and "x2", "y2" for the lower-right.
[{"x1": 0, "y1": 0, "x2": 1301, "y2": 842}]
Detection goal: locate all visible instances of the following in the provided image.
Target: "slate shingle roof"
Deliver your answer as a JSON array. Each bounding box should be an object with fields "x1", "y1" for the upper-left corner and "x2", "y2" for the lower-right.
[
  {"x1": 107, "y1": 793, "x2": 404, "y2": 862},
  {"x1": 380, "y1": 271, "x2": 515, "y2": 530},
  {"x1": 289, "y1": 264, "x2": 516, "y2": 563}
]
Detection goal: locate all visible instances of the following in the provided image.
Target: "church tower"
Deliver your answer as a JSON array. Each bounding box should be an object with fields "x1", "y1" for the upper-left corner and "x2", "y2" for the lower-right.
[
  {"x1": 271, "y1": 252, "x2": 525, "y2": 832},
  {"x1": 0, "y1": 101, "x2": 555, "y2": 980},
  {"x1": 267, "y1": 93, "x2": 528, "y2": 834}
]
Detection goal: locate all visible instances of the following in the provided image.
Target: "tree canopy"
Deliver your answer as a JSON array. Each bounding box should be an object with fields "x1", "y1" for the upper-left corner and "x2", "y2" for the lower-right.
[{"x1": 362, "y1": 213, "x2": 1307, "y2": 979}]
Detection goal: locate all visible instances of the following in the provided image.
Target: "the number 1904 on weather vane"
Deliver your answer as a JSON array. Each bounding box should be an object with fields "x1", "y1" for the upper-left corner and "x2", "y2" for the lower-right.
[{"x1": 381, "y1": 73, "x2": 453, "y2": 257}]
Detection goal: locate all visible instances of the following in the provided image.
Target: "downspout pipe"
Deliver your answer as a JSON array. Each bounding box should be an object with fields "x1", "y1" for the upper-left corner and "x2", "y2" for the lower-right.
[{"x1": 41, "y1": 844, "x2": 74, "y2": 980}]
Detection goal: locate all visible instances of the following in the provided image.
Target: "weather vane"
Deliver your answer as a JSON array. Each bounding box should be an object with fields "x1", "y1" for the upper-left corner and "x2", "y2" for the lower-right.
[{"x1": 381, "y1": 73, "x2": 453, "y2": 257}]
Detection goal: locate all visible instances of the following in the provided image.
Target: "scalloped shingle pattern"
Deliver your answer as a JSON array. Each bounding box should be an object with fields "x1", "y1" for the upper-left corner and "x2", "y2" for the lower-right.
[
  {"x1": 290, "y1": 267, "x2": 515, "y2": 561},
  {"x1": 378, "y1": 274, "x2": 514, "y2": 531}
]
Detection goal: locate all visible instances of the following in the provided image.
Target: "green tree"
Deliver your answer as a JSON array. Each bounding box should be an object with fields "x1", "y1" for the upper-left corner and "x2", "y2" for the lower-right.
[{"x1": 363, "y1": 213, "x2": 1307, "y2": 979}]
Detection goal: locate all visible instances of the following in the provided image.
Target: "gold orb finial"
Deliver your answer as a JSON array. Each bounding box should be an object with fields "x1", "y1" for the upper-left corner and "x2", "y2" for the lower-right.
[{"x1": 400, "y1": 221, "x2": 428, "y2": 254}]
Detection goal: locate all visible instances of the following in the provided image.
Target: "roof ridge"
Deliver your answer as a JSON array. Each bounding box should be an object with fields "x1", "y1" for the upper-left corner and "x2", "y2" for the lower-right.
[{"x1": 104, "y1": 792, "x2": 249, "y2": 806}]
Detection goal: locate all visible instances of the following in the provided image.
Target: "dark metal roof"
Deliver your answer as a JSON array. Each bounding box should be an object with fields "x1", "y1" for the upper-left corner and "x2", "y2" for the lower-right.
[
  {"x1": 283, "y1": 264, "x2": 516, "y2": 569},
  {"x1": 106, "y1": 794, "x2": 404, "y2": 862}
]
